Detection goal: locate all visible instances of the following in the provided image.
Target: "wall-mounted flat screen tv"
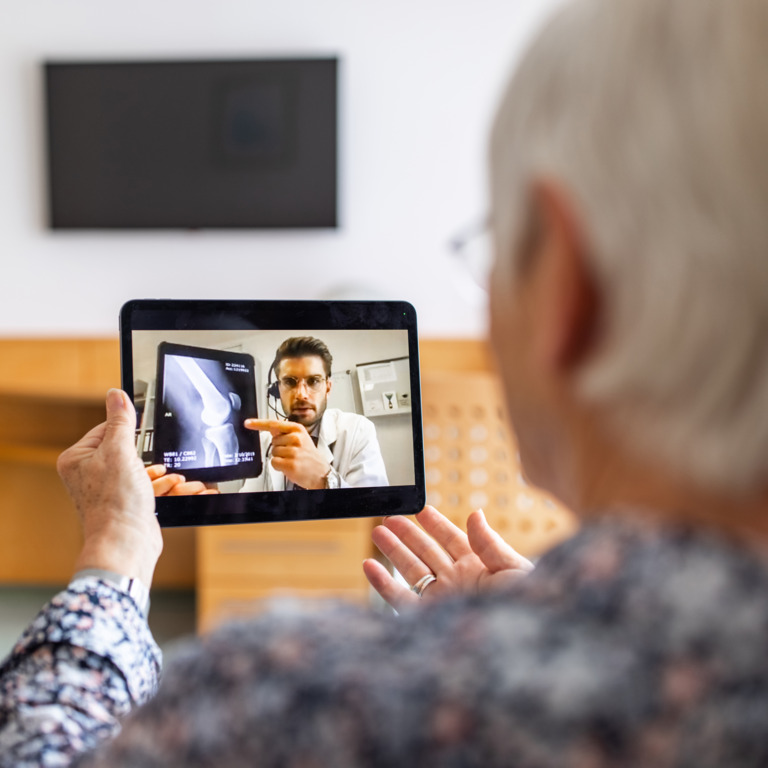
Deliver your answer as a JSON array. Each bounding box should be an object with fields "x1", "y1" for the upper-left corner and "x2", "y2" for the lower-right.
[{"x1": 44, "y1": 58, "x2": 338, "y2": 229}]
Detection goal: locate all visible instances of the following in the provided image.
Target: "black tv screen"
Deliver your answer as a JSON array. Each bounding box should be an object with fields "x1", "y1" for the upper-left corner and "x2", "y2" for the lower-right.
[{"x1": 44, "y1": 58, "x2": 338, "y2": 229}]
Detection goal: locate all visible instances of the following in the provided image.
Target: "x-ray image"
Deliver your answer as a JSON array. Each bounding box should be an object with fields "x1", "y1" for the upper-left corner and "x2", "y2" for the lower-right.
[{"x1": 153, "y1": 342, "x2": 262, "y2": 482}]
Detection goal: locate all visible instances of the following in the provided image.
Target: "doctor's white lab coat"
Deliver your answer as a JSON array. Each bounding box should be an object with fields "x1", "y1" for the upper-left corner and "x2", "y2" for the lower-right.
[{"x1": 240, "y1": 408, "x2": 389, "y2": 492}]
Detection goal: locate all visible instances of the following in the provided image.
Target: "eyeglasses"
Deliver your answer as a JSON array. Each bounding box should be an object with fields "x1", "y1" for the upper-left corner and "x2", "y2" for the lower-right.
[
  {"x1": 278, "y1": 375, "x2": 327, "y2": 392},
  {"x1": 449, "y1": 215, "x2": 492, "y2": 294}
]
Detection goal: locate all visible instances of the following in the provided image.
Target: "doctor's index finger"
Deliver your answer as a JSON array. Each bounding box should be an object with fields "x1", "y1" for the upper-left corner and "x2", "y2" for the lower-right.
[{"x1": 244, "y1": 418, "x2": 304, "y2": 436}]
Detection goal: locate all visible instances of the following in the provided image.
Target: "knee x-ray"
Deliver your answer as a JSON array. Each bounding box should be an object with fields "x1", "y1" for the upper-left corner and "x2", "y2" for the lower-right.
[{"x1": 153, "y1": 342, "x2": 262, "y2": 482}]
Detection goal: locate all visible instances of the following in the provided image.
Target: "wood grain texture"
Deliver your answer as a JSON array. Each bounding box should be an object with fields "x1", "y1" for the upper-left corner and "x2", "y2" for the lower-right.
[
  {"x1": 0, "y1": 339, "x2": 120, "y2": 401},
  {"x1": 0, "y1": 338, "x2": 193, "y2": 587}
]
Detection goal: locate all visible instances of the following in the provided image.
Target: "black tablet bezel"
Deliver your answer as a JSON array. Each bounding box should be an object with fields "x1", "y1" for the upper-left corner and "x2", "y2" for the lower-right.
[
  {"x1": 153, "y1": 342, "x2": 263, "y2": 483},
  {"x1": 120, "y1": 299, "x2": 425, "y2": 528}
]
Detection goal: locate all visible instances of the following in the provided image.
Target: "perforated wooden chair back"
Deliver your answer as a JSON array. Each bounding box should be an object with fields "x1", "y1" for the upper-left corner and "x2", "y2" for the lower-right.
[{"x1": 420, "y1": 370, "x2": 577, "y2": 559}]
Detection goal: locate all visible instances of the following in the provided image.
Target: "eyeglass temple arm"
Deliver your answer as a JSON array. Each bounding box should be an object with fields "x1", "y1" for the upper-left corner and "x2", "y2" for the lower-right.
[{"x1": 448, "y1": 215, "x2": 490, "y2": 252}]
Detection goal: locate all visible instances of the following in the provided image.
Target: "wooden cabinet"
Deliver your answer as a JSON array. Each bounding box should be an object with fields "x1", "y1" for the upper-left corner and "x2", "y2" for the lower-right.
[
  {"x1": 0, "y1": 337, "x2": 577, "y2": 633},
  {"x1": 196, "y1": 518, "x2": 375, "y2": 632},
  {"x1": 0, "y1": 339, "x2": 195, "y2": 588}
]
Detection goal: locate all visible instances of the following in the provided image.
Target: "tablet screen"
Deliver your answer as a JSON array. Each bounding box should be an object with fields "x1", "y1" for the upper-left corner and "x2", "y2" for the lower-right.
[{"x1": 120, "y1": 300, "x2": 425, "y2": 527}]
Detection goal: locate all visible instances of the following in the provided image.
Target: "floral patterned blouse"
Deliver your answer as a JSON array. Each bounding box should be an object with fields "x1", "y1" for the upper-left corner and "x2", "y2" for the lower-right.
[{"x1": 3, "y1": 515, "x2": 768, "y2": 767}]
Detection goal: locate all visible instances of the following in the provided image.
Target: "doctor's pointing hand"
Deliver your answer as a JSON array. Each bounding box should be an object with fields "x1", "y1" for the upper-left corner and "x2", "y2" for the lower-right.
[{"x1": 244, "y1": 419, "x2": 331, "y2": 490}]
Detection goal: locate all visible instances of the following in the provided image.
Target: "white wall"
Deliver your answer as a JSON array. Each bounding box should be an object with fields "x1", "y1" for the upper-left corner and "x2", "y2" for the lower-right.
[{"x1": 0, "y1": 0, "x2": 562, "y2": 338}]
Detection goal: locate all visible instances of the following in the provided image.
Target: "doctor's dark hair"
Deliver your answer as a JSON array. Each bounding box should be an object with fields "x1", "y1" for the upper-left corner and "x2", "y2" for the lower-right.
[{"x1": 272, "y1": 336, "x2": 333, "y2": 378}]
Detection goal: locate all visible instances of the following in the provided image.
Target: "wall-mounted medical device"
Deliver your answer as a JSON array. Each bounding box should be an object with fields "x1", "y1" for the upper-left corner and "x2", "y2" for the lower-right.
[{"x1": 356, "y1": 357, "x2": 411, "y2": 417}]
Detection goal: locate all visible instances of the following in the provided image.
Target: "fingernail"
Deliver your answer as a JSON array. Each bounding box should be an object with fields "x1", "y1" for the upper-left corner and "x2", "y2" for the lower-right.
[
  {"x1": 107, "y1": 388, "x2": 126, "y2": 411},
  {"x1": 476, "y1": 508, "x2": 486, "y2": 520}
]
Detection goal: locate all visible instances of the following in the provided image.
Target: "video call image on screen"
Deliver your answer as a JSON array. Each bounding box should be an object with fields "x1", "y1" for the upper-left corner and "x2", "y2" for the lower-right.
[{"x1": 132, "y1": 329, "x2": 415, "y2": 494}]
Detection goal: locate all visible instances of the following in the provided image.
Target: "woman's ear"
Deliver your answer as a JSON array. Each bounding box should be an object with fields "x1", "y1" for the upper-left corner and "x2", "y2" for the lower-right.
[{"x1": 530, "y1": 180, "x2": 600, "y2": 373}]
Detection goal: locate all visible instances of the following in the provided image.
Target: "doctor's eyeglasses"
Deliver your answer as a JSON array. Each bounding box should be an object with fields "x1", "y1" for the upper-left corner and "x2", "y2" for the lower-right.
[{"x1": 279, "y1": 375, "x2": 328, "y2": 392}]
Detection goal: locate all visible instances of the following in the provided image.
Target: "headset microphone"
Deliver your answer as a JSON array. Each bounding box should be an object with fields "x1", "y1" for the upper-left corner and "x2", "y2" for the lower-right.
[{"x1": 266, "y1": 356, "x2": 287, "y2": 418}]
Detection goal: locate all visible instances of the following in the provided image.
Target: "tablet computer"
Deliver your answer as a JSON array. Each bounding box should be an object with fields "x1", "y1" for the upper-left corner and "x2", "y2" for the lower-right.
[{"x1": 120, "y1": 299, "x2": 425, "y2": 527}]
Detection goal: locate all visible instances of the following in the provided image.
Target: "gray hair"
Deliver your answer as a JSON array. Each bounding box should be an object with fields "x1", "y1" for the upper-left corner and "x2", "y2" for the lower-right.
[{"x1": 490, "y1": 0, "x2": 768, "y2": 493}]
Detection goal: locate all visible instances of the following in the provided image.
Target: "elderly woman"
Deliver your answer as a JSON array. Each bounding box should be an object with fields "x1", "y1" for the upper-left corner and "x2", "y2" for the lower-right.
[{"x1": 3, "y1": 0, "x2": 768, "y2": 765}]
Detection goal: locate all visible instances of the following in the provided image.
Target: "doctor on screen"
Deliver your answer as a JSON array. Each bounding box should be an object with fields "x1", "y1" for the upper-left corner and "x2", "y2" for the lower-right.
[{"x1": 241, "y1": 336, "x2": 389, "y2": 491}]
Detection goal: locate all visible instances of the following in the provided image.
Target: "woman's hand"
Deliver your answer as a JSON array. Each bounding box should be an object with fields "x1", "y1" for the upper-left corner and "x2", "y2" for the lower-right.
[
  {"x1": 147, "y1": 464, "x2": 219, "y2": 496},
  {"x1": 363, "y1": 505, "x2": 534, "y2": 611},
  {"x1": 57, "y1": 389, "x2": 163, "y2": 588}
]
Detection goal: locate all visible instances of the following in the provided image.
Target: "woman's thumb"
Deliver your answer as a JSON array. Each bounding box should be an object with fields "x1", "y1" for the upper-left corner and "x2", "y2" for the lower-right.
[{"x1": 104, "y1": 388, "x2": 136, "y2": 440}]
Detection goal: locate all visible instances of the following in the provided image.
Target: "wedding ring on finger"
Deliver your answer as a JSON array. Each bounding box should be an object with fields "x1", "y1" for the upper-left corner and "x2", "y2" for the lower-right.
[{"x1": 410, "y1": 573, "x2": 437, "y2": 598}]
